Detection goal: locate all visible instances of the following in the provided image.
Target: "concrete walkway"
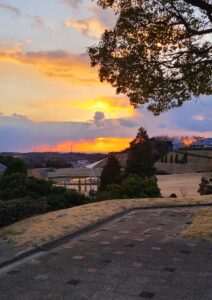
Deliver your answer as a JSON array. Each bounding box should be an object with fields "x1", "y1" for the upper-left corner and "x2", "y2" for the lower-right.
[{"x1": 0, "y1": 207, "x2": 212, "y2": 299}]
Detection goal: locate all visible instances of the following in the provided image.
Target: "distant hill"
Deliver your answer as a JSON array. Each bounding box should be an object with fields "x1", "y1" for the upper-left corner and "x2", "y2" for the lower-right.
[{"x1": 0, "y1": 152, "x2": 107, "y2": 169}]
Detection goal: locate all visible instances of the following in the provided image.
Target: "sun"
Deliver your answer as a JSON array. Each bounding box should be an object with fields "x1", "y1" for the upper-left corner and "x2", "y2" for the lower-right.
[{"x1": 89, "y1": 101, "x2": 110, "y2": 110}]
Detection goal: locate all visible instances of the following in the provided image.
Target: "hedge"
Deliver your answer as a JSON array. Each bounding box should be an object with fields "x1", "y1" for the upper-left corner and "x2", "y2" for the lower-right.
[
  {"x1": 0, "y1": 197, "x2": 48, "y2": 227},
  {"x1": 0, "y1": 191, "x2": 90, "y2": 227}
]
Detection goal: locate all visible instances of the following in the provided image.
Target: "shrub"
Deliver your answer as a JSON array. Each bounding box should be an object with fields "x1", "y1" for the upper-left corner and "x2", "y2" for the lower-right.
[
  {"x1": 4, "y1": 158, "x2": 27, "y2": 176},
  {"x1": 198, "y1": 177, "x2": 212, "y2": 195},
  {"x1": 155, "y1": 169, "x2": 170, "y2": 175},
  {"x1": 0, "y1": 174, "x2": 53, "y2": 201},
  {"x1": 0, "y1": 197, "x2": 48, "y2": 227},
  {"x1": 98, "y1": 174, "x2": 161, "y2": 200},
  {"x1": 175, "y1": 154, "x2": 179, "y2": 164},
  {"x1": 0, "y1": 173, "x2": 90, "y2": 226},
  {"x1": 181, "y1": 151, "x2": 188, "y2": 164},
  {"x1": 120, "y1": 174, "x2": 148, "y2": 198},
  {"x1": 169, "y1": 193, "x2": 177, "y2": 198},
  {"x1": 142, "y1": 177, "x2": 161, "y2": 198}
]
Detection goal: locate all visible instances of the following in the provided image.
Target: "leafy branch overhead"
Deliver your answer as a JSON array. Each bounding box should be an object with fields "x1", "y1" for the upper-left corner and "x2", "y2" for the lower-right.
[{"x1": 89, "y1": 0, "x2": 212, "y2": 114}]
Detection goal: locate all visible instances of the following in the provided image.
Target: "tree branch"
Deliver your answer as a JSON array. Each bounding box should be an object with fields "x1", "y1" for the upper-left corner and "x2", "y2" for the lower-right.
[
  {"x1": 183, "y1": 0, "x2": 212, "y2": 15},
  {"x1": 170, "y1": 1, "x2": 212, "y2": 35}
]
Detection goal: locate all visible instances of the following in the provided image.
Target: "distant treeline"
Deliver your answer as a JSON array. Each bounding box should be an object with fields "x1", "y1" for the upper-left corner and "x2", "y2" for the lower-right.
[{"x1": 0, "y1": 152, "x2": 107, "y2": 169}]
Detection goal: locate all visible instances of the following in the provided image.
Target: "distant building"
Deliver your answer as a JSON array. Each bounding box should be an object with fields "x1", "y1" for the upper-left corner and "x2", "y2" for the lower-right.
[
  {"x1": 172, "y1": 140, "x2": 184, "y2": 151},
  {"x1": 0, "y1": 163, "x2": 7, "y2": 173},
  {"x1": 189, "y1": 138, "x2": 212, "y2": 149}
]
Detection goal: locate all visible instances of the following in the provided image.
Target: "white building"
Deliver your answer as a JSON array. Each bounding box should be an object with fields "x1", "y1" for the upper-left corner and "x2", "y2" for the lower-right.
[
  {"x1": 0, "y1": 163, "x2": 7, "y2": 173},
  {"x1": 190, "y1": 138, "x2": 212, "y2": 149}
]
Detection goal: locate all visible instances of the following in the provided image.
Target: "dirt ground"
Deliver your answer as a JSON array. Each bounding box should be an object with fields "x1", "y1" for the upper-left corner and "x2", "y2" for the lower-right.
[{"x1": 157, "y1": 172, "x2": 211, "y2": 197}]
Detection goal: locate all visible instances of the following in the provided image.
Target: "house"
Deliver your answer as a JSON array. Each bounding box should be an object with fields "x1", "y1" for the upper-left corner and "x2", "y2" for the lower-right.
[
  {"x1": 0, "y1": 163, "x2": 7, "y2": 173},
  {"x1": 189, "y1": 138, "x2": 212, "y2": 149}
]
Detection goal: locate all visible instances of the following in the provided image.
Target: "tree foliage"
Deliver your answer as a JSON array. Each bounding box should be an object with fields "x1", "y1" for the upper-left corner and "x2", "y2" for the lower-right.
[
  {"x1": 99, "y1": 155, "x2": 121, "y2": 191},
  {"x1": 198, "y1": 176, "x2": 212, "y2": 195},
  {"x1": 89, "y1": 0, "x2": 212, "y2": 114},
  {"x1": 4, "y1": 158, "x2": 27, "y2": 176},
  {"x1": 126, "y1": 127, "x2": 155, "y2": 178},
  {"x1": 98, "y1": 174, "x2": 161, "y2": 199},
  {"x1": 0, "y1": 173, "x2": 90, "y2": 226}
]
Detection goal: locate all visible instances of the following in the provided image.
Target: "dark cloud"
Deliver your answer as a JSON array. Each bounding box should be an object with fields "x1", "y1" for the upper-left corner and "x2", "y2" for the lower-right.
[
  {"x1": 0, "y1": 95, "x2": 211, "y2": 152},
  {"x1": 0, "y1": 113, "x2": 134, "y2": 152},
  {"x1": 118, "y1": 119, "x2": 138, "y2": 128},
  {"x1": 94, "y1": 111, "x2": 104, "y2": 121},
  {"x1": 0, "y1": 2, "x2": 21, "y2": 16}
]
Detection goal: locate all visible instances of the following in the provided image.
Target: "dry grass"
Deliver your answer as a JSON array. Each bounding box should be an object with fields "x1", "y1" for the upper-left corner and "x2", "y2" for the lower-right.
[
  {"x1": 157, "y1": 173, "x2": 210, "y2": 197},
  {"x1": 0, "y1": 195, "x2": 212, "y2": 248},
  {"x1": 182, "y1": 207, "x2": 212, "y2": 240}
]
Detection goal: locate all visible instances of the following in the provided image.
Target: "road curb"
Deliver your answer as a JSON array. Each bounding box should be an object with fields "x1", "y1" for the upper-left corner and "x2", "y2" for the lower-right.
[{"x1": 1, "y1": 202, "x2": 212, "y2": 270}]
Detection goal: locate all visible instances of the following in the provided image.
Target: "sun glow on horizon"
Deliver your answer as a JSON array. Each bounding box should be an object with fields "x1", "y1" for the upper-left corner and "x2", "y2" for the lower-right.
[{"x1": 32, "y1": 137, "x2": 132, "y2": 153}]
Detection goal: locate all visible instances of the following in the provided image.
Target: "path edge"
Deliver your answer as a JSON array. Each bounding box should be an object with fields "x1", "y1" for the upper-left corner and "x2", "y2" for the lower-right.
[{"x1": 1, "y1": 202, "x2": 212, "y2": 270}]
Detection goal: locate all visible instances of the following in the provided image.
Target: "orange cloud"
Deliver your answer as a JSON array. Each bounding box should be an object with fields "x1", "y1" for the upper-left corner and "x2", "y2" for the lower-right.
[
  {"x1": 32, "y1": 137, "x2": 132, "y2": 153},
  {"x1": 0, "y1": 44, "x2": 99, "y2": 85},
  {"x1": 64, "y1": 18, "x2": 105, "y2": 38}
]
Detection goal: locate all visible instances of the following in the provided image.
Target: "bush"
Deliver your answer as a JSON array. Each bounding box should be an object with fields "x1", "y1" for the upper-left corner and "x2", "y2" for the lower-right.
[
  {"x1": 0, "y1": 173, "x2": 90, "y2": 227},
  {"x1": 98, "y1": 174, "x2": 161, "y2": 200},
  {"x1": 0, "y1": 174, "x2": 53, "y2": 201},
  {"x1": 169, "y1": 193, "x2": 177, "y2": 198},
  {"x1": 4, "y1": 158, "x2": 27, "y2": 176},
  {"x1": 155, "y1": 169, "x2": 170, "y2": 175},
  {"x1": 198, "y1": 177, "x2": 212, "y2": 195},
  {"x1": 47, "y1": 189, "x2": 89, "y2": 211},
  {"x1": 181, "y1": 151, "x2": 188, "y2": 164},
  {"x1": 142, "y1": 177, "x2": 161, "y2": 198},
  {"x1": 0, "y1": 197, "x2": 48, "y2": 227}
]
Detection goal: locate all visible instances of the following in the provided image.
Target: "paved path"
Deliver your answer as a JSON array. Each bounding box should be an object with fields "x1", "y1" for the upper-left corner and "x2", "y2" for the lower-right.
[{"x1": 0, "y1": 207, "x2": 212, "y2": 300}]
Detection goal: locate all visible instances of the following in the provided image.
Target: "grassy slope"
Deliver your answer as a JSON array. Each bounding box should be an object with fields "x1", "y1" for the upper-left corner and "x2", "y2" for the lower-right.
[
  {"x1": 182, "y1": 207, "x2": 212, "y2": 240},
  {"x1": 0, "y1": 195, "x2": 212, "y2": 248}
]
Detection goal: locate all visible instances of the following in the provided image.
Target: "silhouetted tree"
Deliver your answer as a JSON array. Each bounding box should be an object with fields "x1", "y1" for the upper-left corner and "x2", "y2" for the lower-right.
[
  {"x1": 182, "y1": 151, "x2": 188, "y2": 164},
  {"x1": 4, "y1": 158, "x2": 27, "y2": 176},
  {"x1": 99, "y1": 155, "x2": 121, "y2": 191},
  {"x1": 78, "y1": 179, "x2": 81, "y2": 193},
  {"x1": 126, "y1": 127, "x2": 155, "y2": 178},
  {"x1": 89, "y1": 0, "x2": 212, "y2": 114}
]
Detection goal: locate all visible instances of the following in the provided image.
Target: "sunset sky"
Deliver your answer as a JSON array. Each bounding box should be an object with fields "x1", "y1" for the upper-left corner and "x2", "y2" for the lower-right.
[{"x1": 0, "y1": 0, "x2": 211, "y2": 153}]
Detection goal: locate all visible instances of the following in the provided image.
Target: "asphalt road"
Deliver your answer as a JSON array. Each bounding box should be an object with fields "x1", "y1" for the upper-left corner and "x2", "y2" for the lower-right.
[{"x1": 0, "y1": 207, "x2": 212, "y2": 300}]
